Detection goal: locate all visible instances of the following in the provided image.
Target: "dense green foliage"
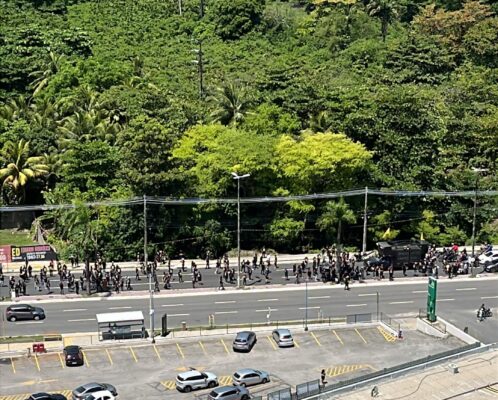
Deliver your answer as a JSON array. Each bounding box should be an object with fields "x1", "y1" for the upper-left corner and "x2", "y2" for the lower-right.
[{"x1": 0, "y1": 0, "x2": 497, "y2": 259}]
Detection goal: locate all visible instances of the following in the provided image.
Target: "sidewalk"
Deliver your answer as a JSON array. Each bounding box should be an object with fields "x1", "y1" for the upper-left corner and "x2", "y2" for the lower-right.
[
  {"x1": 335, "y1": 347, "x2": 498, "y2": 399},
  {"x1": 3, "y1": 273, "x2": 498, "y2": 305}
]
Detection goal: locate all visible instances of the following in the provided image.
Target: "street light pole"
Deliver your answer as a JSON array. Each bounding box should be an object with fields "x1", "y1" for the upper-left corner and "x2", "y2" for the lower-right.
[
  {"x1": 470, "y1": 168, "x2": 488, "y2": 277},
  {"x1": 144, "y1": 195, "x2": 155, "y2": 343},
  {"x1": 362, "y1": 187, "x2": 368, "y2": 256},
  {"x1": 304, "y1": 279, "x2": 308, "y2": 331},
  {"x1": 231, "y1": 172, "x2": 250, "y2": 288}
]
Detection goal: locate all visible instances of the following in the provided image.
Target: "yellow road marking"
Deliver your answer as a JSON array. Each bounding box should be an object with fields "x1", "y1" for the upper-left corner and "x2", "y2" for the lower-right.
[
  {"x1": 82, "y1": 350, "x2": 90, "y2": 367},
  {"x1": 0, "y1": 390, "x2": 72, "y2": 400},
  {"x1": 293, "y1": 338, "x2": 300, "y2": 348},
  {"x1": 58, "y1": 352, "x2": 65, "y2": 369},
  {"x1": 310, "y1": 331, "x2": 322, "y2": 347},
  {"x1": 10, "y1": 357, "x2": 16, "y2": 374},
  {"x1": 34, "y1": 354, "x2": 40, "y2": 372},
  {"x1": 355, "y1": 328, "x2": 368, "y2": 344},
  {"x1": 106, "y1": 349, "x2": 113, "y2": 365},
  {"x1": 324, "y1": 365, "x2": 370, "y2": 377},
  {"x1": 267, "y1": 335, "x2": 277, "y2": 350},
  {"x1": 199, "y1": 341, "x2": 208, "y2": 356},
  {"x1": 333, "y1": 330, "x2": 344, "y2": 345},
  {"x1": 161, "y1": 380, "x2": 176, "y2": 390},
  {"x1": 219, "y1": 375, "x2": 233, "y2": 385},
  {"x1": 377, "y1": 326, "x2": 396, "y2": 342},
  {"x1": 176, "y1": 343, "x2": 185, "y2": 359},
  {"x1": 129, "y1": 346, "x2": 138, "y2": 362},
  {"x1": 153, "y1": 344, "x2": 162, "y2": 360},
  {"x1": 220, "y1": 339, "x2": 230, "y2": 354}
]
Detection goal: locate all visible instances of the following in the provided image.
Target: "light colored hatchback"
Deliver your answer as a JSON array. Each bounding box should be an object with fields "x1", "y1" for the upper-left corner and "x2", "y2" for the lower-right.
[
  {"x1": 233, "y1": 368, "x2": 270, "y2": 387},
  {"x1": 272, "y1": 329, "x2": 294, "y2": 347},
  {"x1": 175, "y1": 369, "x2": 218, "y2": 392},
  {"x1": 232, "y1": 331, "x2": 257, "y2": 352},
  {"x1": 208, "y1": 385, "x2": 250, "y2": 400}
]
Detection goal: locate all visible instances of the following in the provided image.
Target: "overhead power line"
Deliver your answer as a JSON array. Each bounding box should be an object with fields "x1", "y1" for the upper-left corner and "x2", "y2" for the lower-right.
[{"x1": 0, "y1": 189, "x2": 497, "y2": 212}]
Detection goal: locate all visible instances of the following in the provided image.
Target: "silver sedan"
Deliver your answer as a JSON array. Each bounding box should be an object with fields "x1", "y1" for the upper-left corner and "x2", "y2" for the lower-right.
[
  {"x1": 232, "y1": 368, "x2": 270, "y2": 387},
  {"x1": 272, "y1": 328, "x2": 294, "y2": 347}
]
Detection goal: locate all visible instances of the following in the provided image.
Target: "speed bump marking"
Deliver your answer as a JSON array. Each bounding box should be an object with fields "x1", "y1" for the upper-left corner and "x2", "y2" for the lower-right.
[
  {"x1": 161, "y1": 380, "x2": 176, "y2": 390},
  {"x1": 324, "y1": 365, "x2": 371, "y2": 377},
  {"x1": 0, "y1": 390, "x2": 71, "y2": 400},
  {"x1": 219, "y1": 375, "x2": 233, "y2": 385}
]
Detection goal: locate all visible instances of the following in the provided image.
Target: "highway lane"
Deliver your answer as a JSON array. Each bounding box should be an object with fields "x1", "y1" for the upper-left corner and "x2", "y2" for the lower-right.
[{"x1": 1, "y1": 278, "x2": 497, "y2": 342}]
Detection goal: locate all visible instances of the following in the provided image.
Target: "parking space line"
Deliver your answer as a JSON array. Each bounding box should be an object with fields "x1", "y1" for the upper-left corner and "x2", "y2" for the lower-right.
[
  {"x1": 129, "y1": 346, "x2": 138, "y2": 363},
  {"x1": 58, "y1": 352, "x2": 65, "y2": 369},
  {"x1": 310, "y1": 332, "x2": 322, "y2": 347},
  {"x1": 82, "y1": 350, "x2": 90, "y2": 367},
  {"x1": 220, "y1": 339, "x2": 230, "y2": 354},
  {"x1": 153, "y1": 344, "x2": 162, "y2": 361},
  {"x1": 333, "y1": 330, "x2": 344, "y2": 345},
  {"x1": 34, "y1": 354, "x2": 40, "y2": 372},
  {"x1": 10, "y1": 357, "x2": 15, "y2": 373},
  {"x1": 199, "y1": 341, "x2": 208, "y2": 356},
  {"x1": 293, "y1": 337, "x2": 300, "y2": 348},
  {"x1": 267, "y1": 336, "x2": 277, "y2": 350},
  {"x1": 377, "y1": 326, "x2": 396, "y2": 342},
  {"x1": 106, "y1": 349, "x2": 113, "y2": 365},
  {"x1": 176, "y1": 343, "x2": 185, "y2": 359},
  {"x1": 355, "y1": 328, "x2": 368, "y2": 344}
]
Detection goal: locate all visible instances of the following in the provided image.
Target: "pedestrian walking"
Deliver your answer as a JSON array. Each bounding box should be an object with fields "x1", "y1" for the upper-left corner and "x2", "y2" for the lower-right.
[
  {"x1": 344, "y1": 275, "x2": 350, "y2": 291},
  {"x1": 219, "y1": 276, "x2": 225, "y2": 290},
  {"x1": 285, "y1": 268, "x2": 289, "y2": 280},
  {"x1": 75, "y1": 280, "x2": 79, "y2": 295},
  {"x1": 321, "y1": 369, "x2": 327, "y2": 385},
  {"x1": 59, "y1": 281, "x2": 64, "y2": 295},
  {"x1": 178, "y1": 270, "x2": 183, "y2": 283},
  {"x1": 135, "y1": 267, "x2": 140, "y2": 280}
]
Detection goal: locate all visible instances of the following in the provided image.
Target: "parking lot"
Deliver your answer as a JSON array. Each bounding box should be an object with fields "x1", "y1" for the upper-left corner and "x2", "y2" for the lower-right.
[{"x1": 0, "y1": 324, "x2": 465, "y2": 400}]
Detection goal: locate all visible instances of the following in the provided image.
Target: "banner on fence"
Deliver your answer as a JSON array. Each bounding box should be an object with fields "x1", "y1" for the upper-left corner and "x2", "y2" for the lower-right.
[{"x1": 10, "y1": 245, "x2": 57, "y2": 262}]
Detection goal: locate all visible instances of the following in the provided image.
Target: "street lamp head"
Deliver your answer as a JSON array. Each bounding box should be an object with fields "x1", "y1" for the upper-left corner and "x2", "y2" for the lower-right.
[
  {"x1": 231, "y1": 172, "x2": 251, "y2": 179},
  {"x1": 240, "y1": 173, "x2": 251, "y2": 179},
  {"x1": 231, "y1": 172, "x2": 238, "y2": 178},
  {"x1": 471, "y1": 167, "x2": 489, "y2": 173}
]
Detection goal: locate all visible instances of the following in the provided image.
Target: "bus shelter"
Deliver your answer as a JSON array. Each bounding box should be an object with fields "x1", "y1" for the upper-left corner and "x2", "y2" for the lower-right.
[{"x1": 96, "y1": 311, "x2": 146, "y2": 341}]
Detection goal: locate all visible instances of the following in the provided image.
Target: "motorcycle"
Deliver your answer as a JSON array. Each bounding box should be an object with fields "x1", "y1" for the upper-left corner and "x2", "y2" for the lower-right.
[{"x1": 477, "y1": 308, "x2": 493, "y2": 321}]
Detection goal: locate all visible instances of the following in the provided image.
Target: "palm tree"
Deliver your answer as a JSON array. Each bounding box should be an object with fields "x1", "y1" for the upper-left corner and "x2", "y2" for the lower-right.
[
  {"x1": 29, "y1": 51, "x2": 65, "y2": 96},
  {"x1": 317, "y1": 198, "x2": 357, "y2": 250},
  {"x1": 366, "y1": 0, "x2": 399, "y2": 42},
  {"x1": 0, "y1": 95, "x2": 30, "y2": 121},
  {"x1": 0, "y1": 139, "x2": 49, "y2": 204},
  {"x1": 209, "y1": 81, "x2": 252, "y2": 126}
]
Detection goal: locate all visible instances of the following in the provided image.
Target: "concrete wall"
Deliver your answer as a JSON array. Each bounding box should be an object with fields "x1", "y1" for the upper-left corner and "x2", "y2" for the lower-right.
[
  {"x1": 437, "y1": 316, "x2": 480, "y2": 345},
  {"x1": 416, "y1": 317, "x2": 448, "y2": 339}
]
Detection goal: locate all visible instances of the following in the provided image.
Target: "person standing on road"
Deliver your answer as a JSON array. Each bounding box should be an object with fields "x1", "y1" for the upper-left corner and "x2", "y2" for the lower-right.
[
  {"x1": 285, "y1": 268, "x2": 289, "y2": 280},
  {"x1": 59, "y1": 281, "x2": 64, "y2": 295},
  {"x1": 135, "y1": 267, "x2": 140, "y2": 281},
  {"x1": 321, "y1": 369, "x2": 326, "y2": 385},
  {"x1": 344, "y1": 275, "x2": 350, "y2": 291},
  {"x1": 219, "y1": 276, "x2": 225, "y2": 290},
  {"x1": 178, "y1": 270, "x2": 183, "y2": 283},
  {"x1": 75, "y1": 280, "x2": 79, "y2": 295}
]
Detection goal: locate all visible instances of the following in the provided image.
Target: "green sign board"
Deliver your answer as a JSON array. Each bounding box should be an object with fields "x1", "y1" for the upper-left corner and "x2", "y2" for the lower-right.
[{"x1": 427, "y1": 277, "x2": 438, "y2": 322}]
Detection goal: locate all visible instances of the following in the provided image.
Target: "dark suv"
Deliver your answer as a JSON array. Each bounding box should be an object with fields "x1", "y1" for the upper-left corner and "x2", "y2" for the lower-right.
[
  {"x1": 63, "y1": 345, "x2": 84, "y2": 366},
  {"x1": 6, "y1": 304, "x2": 45, "y2": 321}
]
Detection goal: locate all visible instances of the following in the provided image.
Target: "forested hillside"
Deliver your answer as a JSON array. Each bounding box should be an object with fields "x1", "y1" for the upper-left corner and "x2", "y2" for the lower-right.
[{"x1": 0, "y1": 0, "x2": 497, "y2": 259}]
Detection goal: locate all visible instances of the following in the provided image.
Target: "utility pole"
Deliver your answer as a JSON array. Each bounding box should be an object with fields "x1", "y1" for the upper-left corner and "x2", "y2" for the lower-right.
[
  {"x1": 144, "y1": 195, "x2": 155, "y2": 343},
  {"x1": 471, "y1": 167, "x2": 488, "y2": 277},
  {"x1": 192, "y1": 40, "x2": 205, "y2": 99},
  {"x1": 200, "y1": 0, "x2": 205, "y2": 17},
  {"x1": 231, "y1": 172, "x2": 250, "y2": 288},
  {"x1": 304, "y1": 279, "x2": 309, "y2": 331},
  {"x1": 362, "y1": 186, "x2": 368, "y2": 256}
]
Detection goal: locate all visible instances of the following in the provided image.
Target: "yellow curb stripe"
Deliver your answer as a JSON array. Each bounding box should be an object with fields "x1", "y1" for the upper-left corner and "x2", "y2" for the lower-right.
[
  {"x1": 176, "y1": 343, "x2": 185, "y2": 359},
  {"x1": 106, "y1": 349, "x2": 113, "y2": 365},
  {"x1": 267, "y1": 335, "x2": 277, "y2": 350},
  {"x1": 129, "y1": 346, "x2": 138, "y2": 362},
  {"x1": 355, "y1": 328, "x2": 368, "y2": 344},
  {"x1": 153, "y1": 344, "x2": 162, "y2": 361},
  {"x1": 58, "y1": 352, "x2": 65, "y2": 369},
  {"x1": 310, "y1": 332, "x2": 322, "y2": 346},
  {"x1": 333, "y1": 330, "x2": 344, "y2": 345},
  {"x1": 220, "y1": 339, "x2": 230, "y2": 355}
]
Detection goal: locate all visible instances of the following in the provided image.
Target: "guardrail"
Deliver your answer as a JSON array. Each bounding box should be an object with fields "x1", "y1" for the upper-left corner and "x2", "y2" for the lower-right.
[{"x1": 264, "y1": 342, "x2": 482, "y2": 400}]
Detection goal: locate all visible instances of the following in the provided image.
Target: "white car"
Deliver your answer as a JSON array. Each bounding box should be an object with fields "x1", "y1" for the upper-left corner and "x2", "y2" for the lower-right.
[
  {"x1": 479, "y1": 251, "x2": 498, "y2": 267},
  {"x1": 83, "y1": 390, "x2": 116, "y2": 400},
  {"x1": 176, "y1": 369, "x2": 218, "y2": 392}
]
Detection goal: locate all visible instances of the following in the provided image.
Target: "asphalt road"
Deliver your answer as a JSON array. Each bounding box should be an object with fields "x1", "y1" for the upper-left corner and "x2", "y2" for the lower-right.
[{"x1": 2, "y1": 277, "x2": 497, "y2": 343}]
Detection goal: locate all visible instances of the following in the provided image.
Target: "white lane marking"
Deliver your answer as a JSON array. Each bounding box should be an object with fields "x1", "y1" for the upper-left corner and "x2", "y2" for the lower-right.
[
  {"x1": 308, "y1": 296, "x2": 330, "y2": 300},
  {"x1": 108, "y1": 306, "x2": 132, "y2": 310},
  {"x1": 481, "y1": 296, "x2": 498, "y2": 299},
  {"x1": 437, "y1": 299, "x2": 455, "y2": 302},
  {"x1": 215, "y1": 301, "x2": 236, "y2": 304},
  {"x1": 455, "y1": 288, "x2": 476, "y2": 291},
  {"x1": 256, "y1": 309, "x2": 278, "y2": 312},
  {"x1": 67, "y1": 318, "x2": 96, "y2": 322},
  {"x1": 412, "y1": 290, "x2": 426, "y2": 294},
  {"x1": 215, "y1": 311, "x2": 238, "y2": 314},
  {"x1": 389, "y1": 301, "x2": 414, "y2": 305},
  {"x1": 346, "y1": 304, "x2": 367, "y2": 307},
  {"x1": 168, "y1": 313, "x2": 190, "y2": 317},
  {"x1": 257, "y1": 298, "x2": 279, "y2": 302},
  {"x1": 16, "y1": 321, "x2": 45, "y2": 325},
  {"x1": 62, "y1": 309, "x2": 88, "y2": 312},
  {"x1": 298, "y1": 306, "x2": 320, "y2": 310},
  {"x1": 161, "y1": 304, "x2": 184, "y2": 307},
  {"x1": 358, "y1": 293, "x2": 377, "y2": 297}
]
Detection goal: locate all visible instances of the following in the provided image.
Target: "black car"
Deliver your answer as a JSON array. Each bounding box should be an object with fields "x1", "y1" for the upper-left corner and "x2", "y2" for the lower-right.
[
  {"x1": 6, "y1": 304, "x2": 45, "y2": 322},
  {"x1": 485, "y1": 260, "x2": 498, "y2": 273},
  {"x1": 63, "y1": 345, "x2": 84, "y2": 366},
  {"x1": 364, "y1": 256, "x2": 391, "y2": 270},
  {"x1": 27, "y1": 393, "x2": 67, "y2": 400}
]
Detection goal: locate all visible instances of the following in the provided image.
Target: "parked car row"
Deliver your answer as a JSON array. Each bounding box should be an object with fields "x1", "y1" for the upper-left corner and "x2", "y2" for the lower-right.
[
  {"x1": 232, "y1": 329, "x2": 294, "y2": 353},
  {"x1": 27, "y1": 382, "x2": 117, "y2": 400}
]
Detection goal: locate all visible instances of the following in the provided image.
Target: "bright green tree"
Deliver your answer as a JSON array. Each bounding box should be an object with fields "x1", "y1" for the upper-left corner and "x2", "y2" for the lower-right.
[
  {"x1": 317, "y1": 198, "x2": 357, "y2": 248},
  {"x1": 366, "y1": 0, "x2": 399, "y2": 42}
]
